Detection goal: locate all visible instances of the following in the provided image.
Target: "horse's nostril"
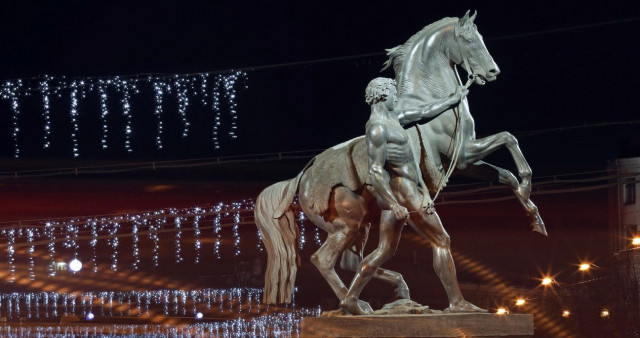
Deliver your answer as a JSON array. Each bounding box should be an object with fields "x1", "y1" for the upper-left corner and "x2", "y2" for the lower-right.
[{"x1": 488, "y1": 68, "x2": 500, "y2": 76}]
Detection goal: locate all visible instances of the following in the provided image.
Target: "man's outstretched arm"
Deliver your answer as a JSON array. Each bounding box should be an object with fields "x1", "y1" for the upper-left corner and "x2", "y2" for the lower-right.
[{"x1": 396, "y1": 86, "x2": 468, "y2": 126}]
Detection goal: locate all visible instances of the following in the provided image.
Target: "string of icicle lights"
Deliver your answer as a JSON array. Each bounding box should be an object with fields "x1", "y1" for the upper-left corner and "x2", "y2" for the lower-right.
[
  {"x1": 0, "y1": 288, "x2": 320, "y2": 337},
  {"x1": 0, "y1": 310, "x2": 320, "y2": 338},
  {"x1": 0, "y1": 198, "x2": 322, "y2": 281},
  {"x1": 0, "y1": 71, "x2": 247, "y2": 158}
]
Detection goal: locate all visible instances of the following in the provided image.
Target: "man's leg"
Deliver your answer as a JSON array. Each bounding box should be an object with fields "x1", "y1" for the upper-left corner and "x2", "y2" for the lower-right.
[{"x1": 392, "y1": 178, "x2": 487, "y2": 312}]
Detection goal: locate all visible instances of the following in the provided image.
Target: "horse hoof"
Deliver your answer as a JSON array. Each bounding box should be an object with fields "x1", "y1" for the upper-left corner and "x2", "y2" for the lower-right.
[
  {"x1": 395, "y1": 286, "x2": 411, "y2": 300},
  {"x1": 340, "y1": 296, "x2": 373, "y2": 315},
  {"x1": 531, "y1": 219, "x2": 548, "y2": 236}
]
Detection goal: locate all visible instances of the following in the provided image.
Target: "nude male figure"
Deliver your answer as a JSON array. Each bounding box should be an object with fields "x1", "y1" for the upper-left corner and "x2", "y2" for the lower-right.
[{"x1": 340, "y1": 77, "x2": 486, "y2": 315}]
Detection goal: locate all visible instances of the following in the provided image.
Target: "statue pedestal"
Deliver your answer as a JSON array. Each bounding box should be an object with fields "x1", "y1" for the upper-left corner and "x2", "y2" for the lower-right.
[{"x1": 300, "y1": 313, "x2": 533, "y2": 337}]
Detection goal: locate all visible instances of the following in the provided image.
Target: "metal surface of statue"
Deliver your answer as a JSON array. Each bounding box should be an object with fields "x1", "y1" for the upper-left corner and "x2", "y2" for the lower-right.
[{"x1": 255, "y1": 11, "x2": 547, "y2": 316}]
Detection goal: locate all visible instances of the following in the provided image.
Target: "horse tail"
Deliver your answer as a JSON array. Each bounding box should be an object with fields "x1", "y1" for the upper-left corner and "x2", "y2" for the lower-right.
[{"x1": 255, "y1": 179, "x2": 300, "y2": 304}]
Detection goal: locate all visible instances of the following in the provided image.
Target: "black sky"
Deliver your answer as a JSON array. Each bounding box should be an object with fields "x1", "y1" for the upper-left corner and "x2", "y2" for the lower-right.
[{"x1": 0, "y1": 1, "x2": 639, "y2": 175}]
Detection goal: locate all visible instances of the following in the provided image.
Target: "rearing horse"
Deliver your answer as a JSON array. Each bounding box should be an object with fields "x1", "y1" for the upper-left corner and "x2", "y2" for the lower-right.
[{"x1": 255, "y1": 11, "x2": 546, "y2": 314}]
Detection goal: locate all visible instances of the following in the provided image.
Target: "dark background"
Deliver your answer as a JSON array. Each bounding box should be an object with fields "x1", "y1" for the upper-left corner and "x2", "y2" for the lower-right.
[{"x1": 0, "y1": 1, "x2": 637, "y2": 176}]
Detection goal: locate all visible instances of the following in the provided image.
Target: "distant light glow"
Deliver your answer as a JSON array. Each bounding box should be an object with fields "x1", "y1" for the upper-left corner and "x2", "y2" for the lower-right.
[
  {"x1": 86, "y1": 312, "x2": 94, "y2": 321},
  {"x1": 541, "y1": 277, "x2": 553, "y2": 286},
  {"x1": 601, "y1": 308, "x2": 609, "y2": 318},
  {"x1": 496, "y1": 307, "x2": 508, "y2": 315},
  {"x1": 579, "y1": 263, "x2": 591, "y2": 271},
  {"x1": 195, "y1": 312, "x2": 203, "y2": 320},
  {"x1": 632, "y1": 237, "x2": 640, "y2": 246},
  {"x1": 69, "y1": 258, "x2": 82, "y2": 273},
  {"x1": 515, "y1": 298, "x2": 526, "y2": 306},
  {"x1": 562, "y1": 310, "x2": 570, "y2": 318}
]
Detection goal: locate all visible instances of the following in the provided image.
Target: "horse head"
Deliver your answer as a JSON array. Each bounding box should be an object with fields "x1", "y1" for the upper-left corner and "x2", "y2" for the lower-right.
[{"x1": 454, "y1": 11, "x2": 500, "y2": 85}]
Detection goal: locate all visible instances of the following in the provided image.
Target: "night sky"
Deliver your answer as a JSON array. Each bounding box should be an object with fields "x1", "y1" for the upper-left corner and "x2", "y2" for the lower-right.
[{"x1": 0, "y1": 1, "x2": 639, "y2": 176}]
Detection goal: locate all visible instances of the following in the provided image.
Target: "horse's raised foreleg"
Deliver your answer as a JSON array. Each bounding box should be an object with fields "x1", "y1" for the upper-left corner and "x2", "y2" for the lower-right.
[
  {"x1": 462, "y1": 132, "x2": 532, "y2": 200},
  {"x1": 458, "y1": 161, "x2": 546, "y2": 236}
]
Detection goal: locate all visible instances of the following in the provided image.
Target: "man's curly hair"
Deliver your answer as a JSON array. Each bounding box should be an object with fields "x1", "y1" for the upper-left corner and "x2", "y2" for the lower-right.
[{"x1": 365, "y1": 77, "x2": 396, "y2": 105}]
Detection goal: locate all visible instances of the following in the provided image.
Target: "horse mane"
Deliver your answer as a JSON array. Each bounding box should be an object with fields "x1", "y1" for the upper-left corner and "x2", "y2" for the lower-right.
[{"x1": 381, "y1": 17, "x2": 458, "y2": 75}]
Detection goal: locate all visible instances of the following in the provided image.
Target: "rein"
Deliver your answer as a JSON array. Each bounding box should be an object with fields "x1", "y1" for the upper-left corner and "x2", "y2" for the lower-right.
[{"x1": 428, "y1": 73, "x2": 476, "y2": 204}]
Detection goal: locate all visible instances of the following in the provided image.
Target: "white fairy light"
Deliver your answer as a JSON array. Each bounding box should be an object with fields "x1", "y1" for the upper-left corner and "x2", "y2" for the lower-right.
[
  {"x1": 2, "y1": 81, "x2": 23, "y2": 158},
  {"x1": 89, "y1": 220, "x2": 99, "y2": 273},
  {"x1": 152, "y1": 81, "x2": 165, "y2": 149},
  {"x1": 313, "y1": 226, "x2": 322, "y2": 247},
  {"x1": 45, "y1": 222, "x2": 57, "y2": 276},
  {"x1": 174, "y1": 214, "x2": 183, "y2": 263},
  {"x1": 174, "y1": 77, "x2": 191, "y2": 137},
  {"x1": 107, "y1": 222, "x2": 120, "y2": 271},
  {"x1": 117, "y1": 79, "x2": 134, "y2": 153},
  {"x1": 6, "y1": 228, "x2": 16, "y2": 282},
  {"x1": 150, "y1": 214, "x2": 163, "y2": 267},
  {"x1": 98, "y1": 80, "x2": 110, "y2": 149},
  {"x1": 193, "y1": 211, "x2": 202, "y2": 264},
  {"x1": 69, "y1": 80, "x2": 80, "y2": 157},
  {"x1": 233, "y1": 202, "x2": 241, "y2": 256},
  {"x1": 27, "y1": 228, "x2": 36, "y2": 280},
  {"x1": 131, "y1": 216, "x2": 140, "y2": 270},
  {"x1": 211, "y1": 75, "x2": 223, "y2": 149},
  {"x1": 39, "y1": 76, "x2": 52, "y2": 148},
  {"x1": 223, "y1": 71, "x2": 246, "y2": 139},
  {"x1": 200, "y1": 74, "x2": 208, "y2": 105},
  {"x1": 298, "y1": 211, "x2": 306, "y2": 250},
  {"x1": 213, "y1": 203, "x2": 222, "y2": 259}
]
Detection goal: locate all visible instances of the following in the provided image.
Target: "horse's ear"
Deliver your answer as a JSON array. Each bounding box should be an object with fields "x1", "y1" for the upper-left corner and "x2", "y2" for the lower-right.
[
  {"x1": 459, "y1": 10, "x2": 471, "y2": 26},
  {"x1": 456, "y1": 10, "x2": 472, "y2": 37},
  {"x1": 469, "y1": 10, "x2": 477, "y2": 23}
]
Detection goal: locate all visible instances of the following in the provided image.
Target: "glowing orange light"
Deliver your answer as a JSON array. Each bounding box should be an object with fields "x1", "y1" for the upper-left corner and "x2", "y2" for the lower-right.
[
  {"x1": 562, "y1": 310, "x2": 570, "y2": 318},
  {"x1": 515, "y1": 298, "x2": 526, "y2": 306},
  {"x1": 496, "y1": 307, "x2": 508, "y2": 315},
  {"x1": 632, "y1": 237, "x2": 640, "y2": 246},
  {"x1": 579, "y1": 263, "x2": 591, "y2": 271},
  {"x1": 601, "y1": 308, "x2": 609, "y2": 318},
  {"x1": 541, "y1": 277, "x2": 553, "y2": 286}
]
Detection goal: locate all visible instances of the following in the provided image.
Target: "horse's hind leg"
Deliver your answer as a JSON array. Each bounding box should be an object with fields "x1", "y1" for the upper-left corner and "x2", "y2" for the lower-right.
[
  {"x1": 458, "y1": 161, "x2": 546, "y2": 235},
  {"x1": 340, "y1": 240, "x2": 410, "y2": 299},
  {"x1": 299, "y1": 184, "x2": 367, "y2": 301}
]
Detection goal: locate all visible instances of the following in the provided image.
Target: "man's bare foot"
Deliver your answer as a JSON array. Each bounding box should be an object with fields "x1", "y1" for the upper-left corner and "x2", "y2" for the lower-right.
[
  {"x1": 340, "y1": 296, "x2": 374, "y2": 315},
  {"x1": 445, "y1": 300, "x2": 488, "y2": 313}
]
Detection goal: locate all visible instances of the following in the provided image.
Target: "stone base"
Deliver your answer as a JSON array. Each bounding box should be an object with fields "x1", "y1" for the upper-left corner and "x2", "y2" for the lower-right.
[{"x1": 300, "y1": 313, "x2": 533, "y2": 337}]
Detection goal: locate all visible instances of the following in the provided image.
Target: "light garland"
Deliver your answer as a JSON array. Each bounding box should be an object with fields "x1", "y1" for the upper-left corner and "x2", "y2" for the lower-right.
[
  {"x1": 1, "y1": 81, "x2": 23, "y2": 158},
  {"x1": 0, "y1": 199, "x2": 328, "y2": 279},
  {"x1": 39, "y1": 76, "x2": 52, "y2": 148},
  {"x1": 0, "y1": 289, "x2": 319, "y2": 338},
  {"x1": 174, "y1": 213, "x2": 184, "y2": 263},
  {"x1": 193, "y1": 209, "x2": 202, "y2": 264},
  {"x1": 0, "y1": 72, "x2": 247, "y2": 157},
  {"x1": 69, "y1": 80, "x2": 80, "y2": 157}
]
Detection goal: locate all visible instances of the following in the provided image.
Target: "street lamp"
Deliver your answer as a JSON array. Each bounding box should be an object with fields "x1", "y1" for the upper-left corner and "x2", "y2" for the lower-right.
[
  {"x1": 562, "y1": 310, "x2": 570, "y2": 318},
  {"x1": 69, "y1": 258, "x2": 82, "y2": 273},
  {"x1": 632, "y1": 237, "x2": 640, "y2": 246},
  {"x1": 578, "y1": 263, "x2": 590, "y2": 271},
  {"x1": 515, "y1": 298, "x2": 526, "y2": 306},
  {"x1": 541, "y1": 277, "x2": 553, "y2": 286},
  {"x1": 496, "y1": 307, "x2": 508, "y2": 315}
]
